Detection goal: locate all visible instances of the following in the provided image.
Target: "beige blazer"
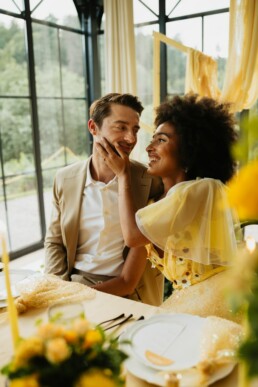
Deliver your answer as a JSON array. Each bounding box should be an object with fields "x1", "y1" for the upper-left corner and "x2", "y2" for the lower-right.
[{"x1": 44, "y1": 158, "x2": 164, "y2": 306}]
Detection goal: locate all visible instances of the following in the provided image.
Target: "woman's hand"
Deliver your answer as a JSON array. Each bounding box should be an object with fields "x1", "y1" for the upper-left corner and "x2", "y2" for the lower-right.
[{"x1": 95, "y1": 137, "x2": 130, "y2": 177}]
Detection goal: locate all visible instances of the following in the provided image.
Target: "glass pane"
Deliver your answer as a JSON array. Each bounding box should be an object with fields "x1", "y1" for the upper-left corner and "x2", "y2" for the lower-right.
[
  {"x1": 142, "y1": 0, "x2": 159, "y2": 15},
  {"x1": 167, "y1": 47, "x2": 187, "y2": 96},
  {"x1": 6, "y1": 173, "x2": 41, "y2": 251},
  {"x1": 0, "y1": 97, "x2": 40, "y2": 253},
  {"x1": 0, "y1": 99, "x2": 34, "y2": 176},
  {"x1": 204, "y1": 13, "x2": 229, "y2": 58},
  {"x1": 0, "y1": 0, "x2": 24, "y2": 13},
  {"x1": 166, "y1": 18, "x2": 202, "y2": 51},
  {"x1": 63, "y1": 100, "x2": 90, "y2": 160},
  {"x1": 135, "y1": 24, "x2": 159, "y2": 126},
  {"x1": 30, "y1": 0, "x2": 42, "y2": 9},
  {"x1": 33, "y1": 23, "x2": 61, "y2": 97},
  {"x1": 60, "y1": 30, "x2": 85, "y2": 98},
  {"x1": 204, "y1": 13, "x2": 229, "y2": 89},
  {"x1": 0, "y1": 15, "x2": 29, "y2": 96},
  {"x1": 38, "y1": 98, "x2": 64, "y2": 168},
  {"x1": 133, "y1": 0, "x2": 158, "y2": 24},
  {"x1": 167, "y1": 0, "x2": 229, "y2": 18},
  {"x1": 31, "y1": 0, "x2": 80, "y2": 29},
  {"x1": 0, "y1": 159, "x2": 9, "y2": 250}
]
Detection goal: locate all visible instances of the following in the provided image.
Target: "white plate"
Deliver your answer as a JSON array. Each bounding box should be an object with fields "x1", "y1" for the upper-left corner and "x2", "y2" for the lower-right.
[
  {"x1": 0, "y1": 269, "x2": 35, "y2": 301},
  {"x1": 120, "y1": 314, "x2": 205, "y2": 371},
  {"x1": 119, "y1": 313, "x2": 236, "y2": 386}
]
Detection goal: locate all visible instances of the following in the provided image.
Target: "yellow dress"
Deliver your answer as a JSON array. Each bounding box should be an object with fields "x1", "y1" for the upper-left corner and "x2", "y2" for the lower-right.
[
  {"x1": 145, "y1": 243, "x2": 226, "y2": 290},
  {"x1": 136, "y1": 178, "x2": 241, "y2": 322}
]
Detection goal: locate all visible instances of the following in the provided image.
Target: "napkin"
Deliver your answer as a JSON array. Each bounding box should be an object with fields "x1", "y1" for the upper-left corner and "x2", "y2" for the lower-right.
[
  {"x1": 15, "y1": 274, "x2": 96, "y2": 314},
  {"x1": 196, "y1": 316, "x2": 243, "y2": 381}
]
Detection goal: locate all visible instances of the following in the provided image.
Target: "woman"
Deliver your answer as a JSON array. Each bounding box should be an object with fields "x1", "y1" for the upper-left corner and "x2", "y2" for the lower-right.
[{"x1": 96, "y1": 93, "x2": 241, "y2": 321}]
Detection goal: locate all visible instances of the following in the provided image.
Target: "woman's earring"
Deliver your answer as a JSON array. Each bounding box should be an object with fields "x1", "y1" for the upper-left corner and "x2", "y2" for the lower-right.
[{"x1": 184, "y1": 167, "x2": 188, "y2": 173}]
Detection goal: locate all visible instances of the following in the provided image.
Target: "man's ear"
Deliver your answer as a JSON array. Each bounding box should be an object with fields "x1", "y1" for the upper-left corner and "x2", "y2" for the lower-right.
[{"x1": 88, "y1": 119, "x2": 98, "y2": 136}]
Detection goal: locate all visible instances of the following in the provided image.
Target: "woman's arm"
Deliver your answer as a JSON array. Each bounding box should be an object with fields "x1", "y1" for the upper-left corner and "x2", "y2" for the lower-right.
[{"x1": 95, "y1": 138, "x2": 149, "y2": 247}]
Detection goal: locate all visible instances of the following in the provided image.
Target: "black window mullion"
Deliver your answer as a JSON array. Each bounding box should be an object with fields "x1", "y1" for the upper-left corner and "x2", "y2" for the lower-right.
[{"x1": 24, "y1": 0, "x2": 46, "y2": 244}]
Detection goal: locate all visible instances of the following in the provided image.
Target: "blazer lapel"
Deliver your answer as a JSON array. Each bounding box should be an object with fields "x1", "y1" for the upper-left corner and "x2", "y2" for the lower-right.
[
  {"x1": 130, "y1": 162, "x2": 153, "y2": 210},
  {"x1": 62, "y1": 160, "x2": 88, "y2": 270}
]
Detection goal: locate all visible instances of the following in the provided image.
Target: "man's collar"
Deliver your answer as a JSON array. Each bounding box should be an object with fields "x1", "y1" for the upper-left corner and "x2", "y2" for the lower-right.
[
  {"x1": 85, "y1": 156, "x2": 94, "y2": 187},
  {"x1": 85, "y1": 156, "x2": 118, "y2": 187}
]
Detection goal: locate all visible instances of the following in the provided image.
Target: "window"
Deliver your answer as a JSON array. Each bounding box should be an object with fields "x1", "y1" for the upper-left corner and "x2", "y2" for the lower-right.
[
  {"x1": 0, "y1": 0, "x2": 89, "y2": 258},
  {"x1": 133, "y1": 0, "x2": 230, "y2": 163}
]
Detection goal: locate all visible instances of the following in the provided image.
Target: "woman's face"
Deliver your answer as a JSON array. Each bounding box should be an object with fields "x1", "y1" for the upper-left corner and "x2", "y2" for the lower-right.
[{"x1": 146, "y1": 122, "x2": 182, "y2": 178}]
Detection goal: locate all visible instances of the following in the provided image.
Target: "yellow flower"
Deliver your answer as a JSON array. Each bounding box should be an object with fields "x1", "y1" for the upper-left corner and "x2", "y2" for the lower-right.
[
  {"x1": 12, "y1": 337, "x2": 44, "y2": 370},
  {"x1": 63, "y1": 329, "x2": 78, "y2": 344},
  {"x1": 37, "y1": 323, "x2": 65, "y2": 340},
  {"x1": 72, "y1": 318, "x2": 90, "y2": 336},
  {"x1": 9, "y1": 375, "x2": 40, "y2": 387},
  {"x1": 227, "y1": 159, "x2": 258, "y2": 220},
  {"x1": 75, "y1": 369, "x2": 118, "y2": 387},
  {"x1": 83, "y1": 329, "x2": 103, "y2": 349},
  {"x1": 45, "y1": 337, "x2": 71, "y2": 364}
]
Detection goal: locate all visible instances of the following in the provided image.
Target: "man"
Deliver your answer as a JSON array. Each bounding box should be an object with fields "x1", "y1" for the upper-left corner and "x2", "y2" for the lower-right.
[{"x1": 44, "y1": 93, "x2": 164, "y2": 306}]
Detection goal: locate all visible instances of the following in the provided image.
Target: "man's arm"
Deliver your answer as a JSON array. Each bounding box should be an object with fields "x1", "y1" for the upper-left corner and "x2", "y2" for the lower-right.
[
  {"x1": 92, "y1": 246, "x2": 147, "y2": 296},
  {"x1": 44, "y1": 178, "x2": 69, "y2": 280}
]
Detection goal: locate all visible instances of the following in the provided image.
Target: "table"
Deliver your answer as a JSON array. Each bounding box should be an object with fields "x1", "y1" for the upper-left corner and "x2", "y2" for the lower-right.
[{"x1": 0, "y1": 290, "x2": 238, "y2": 387}]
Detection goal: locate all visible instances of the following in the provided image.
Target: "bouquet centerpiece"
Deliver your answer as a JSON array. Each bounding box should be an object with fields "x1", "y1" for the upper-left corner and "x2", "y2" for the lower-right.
[
  {"x1": 1, "y1": 316, "x2": 128, "y2": 387},
  {"x1": 227, "y1": 115, "x2": 258, "y2": 385}
]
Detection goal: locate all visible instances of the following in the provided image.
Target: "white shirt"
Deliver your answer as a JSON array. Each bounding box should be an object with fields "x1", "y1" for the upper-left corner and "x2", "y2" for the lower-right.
[{"x1": 74, "y1": 158, "x2": 124, "y2": 275}]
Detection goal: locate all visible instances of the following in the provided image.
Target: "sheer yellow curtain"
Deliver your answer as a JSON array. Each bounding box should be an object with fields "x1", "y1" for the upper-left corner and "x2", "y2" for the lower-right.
[
  {"x1": 220, "y1": 0, "x2": 258, "y2": 111},
  {"x1": 153, "y1": 0, "x2": 258, "y2": 112},
  {"x1": 185, "y1": 48, "x2": 221, "y2": 99},
  {"x1": 103, "y1": 0, "x2": 136, "y2": 93},
  {"x1": 152, "y1": 32, "x2": 218, "y2": 104}
]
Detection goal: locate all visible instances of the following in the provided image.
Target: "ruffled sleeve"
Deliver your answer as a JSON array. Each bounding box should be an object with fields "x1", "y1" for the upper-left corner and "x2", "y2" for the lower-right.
[{"x1": 136, "y1": 178, "x2": 238, "y2": 266}]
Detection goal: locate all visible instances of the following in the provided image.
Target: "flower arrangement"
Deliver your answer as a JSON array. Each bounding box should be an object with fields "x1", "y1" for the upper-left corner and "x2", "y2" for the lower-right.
[
  {"x1": 228, "y1": 240, "x2": 258, "y2": 380},
  {"x1": 226, "y1": 114, "x2": 258, "y2": 384},
  {"x1": 1, "y1": 317, "x2": 128, "y2": 387},
  {"x1": 227, "y1": 159, "x2": 258, "y2": 220}
]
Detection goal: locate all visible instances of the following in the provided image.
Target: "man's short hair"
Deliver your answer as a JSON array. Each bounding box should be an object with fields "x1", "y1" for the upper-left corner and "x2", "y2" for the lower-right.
[{"x1": 89, "y1": 93, "x2": 144, "y2": 127}]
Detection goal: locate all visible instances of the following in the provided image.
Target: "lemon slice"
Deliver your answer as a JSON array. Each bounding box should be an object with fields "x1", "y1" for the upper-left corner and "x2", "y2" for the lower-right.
[{"x1": 145, "y1": 350, "x2": 174, "y2": 366}]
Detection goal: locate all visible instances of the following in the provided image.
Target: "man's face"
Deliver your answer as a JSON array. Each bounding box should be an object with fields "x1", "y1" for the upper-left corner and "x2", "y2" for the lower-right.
[{"x1": 89, "y1": 104, "x2": 140, "y2": 155}]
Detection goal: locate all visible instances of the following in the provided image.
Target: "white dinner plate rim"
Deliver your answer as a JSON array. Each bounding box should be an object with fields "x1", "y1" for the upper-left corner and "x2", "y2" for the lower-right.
[
  {"x1": 121, "y1": 313, "x2": 204, "y2": 338},
  {"x1": 125, "y1": 355, "x2": 236, "y2": 386}
]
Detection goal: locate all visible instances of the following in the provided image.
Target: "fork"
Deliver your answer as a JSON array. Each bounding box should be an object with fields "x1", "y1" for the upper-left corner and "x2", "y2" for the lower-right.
[
  {"x1": 114, "y1": 315, "x2": 145, "y2": 340},
  {"x1": 103, "y1": 313, "x2": 134, "y2": 331},
  {"x1": 97, "y1": 313, "x2": 125, "y2": 326}
]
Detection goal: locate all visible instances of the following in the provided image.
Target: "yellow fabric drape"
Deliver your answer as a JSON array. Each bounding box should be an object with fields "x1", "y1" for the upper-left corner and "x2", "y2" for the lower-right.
[
  {"x1": 103, "y1": 0, "x2": 137, "y2": 94},
  {"x1": 152, "y1": 32, "x2": 220, "y2": 105},
  {"x1": 220, "y1": 0, "x2": 258, "y2": 111},
  {"x1": 152, "y1": 0, "x2": 258, "y2": 114},
  {"x1": 185, "y1": 48, "x2": 221, "y2": 99}
]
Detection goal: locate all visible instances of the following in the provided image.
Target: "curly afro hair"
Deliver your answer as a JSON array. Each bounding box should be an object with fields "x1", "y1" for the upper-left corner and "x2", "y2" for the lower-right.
[{"x1": 154, "y1": 93, "x2": 237, "y2": 183}]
